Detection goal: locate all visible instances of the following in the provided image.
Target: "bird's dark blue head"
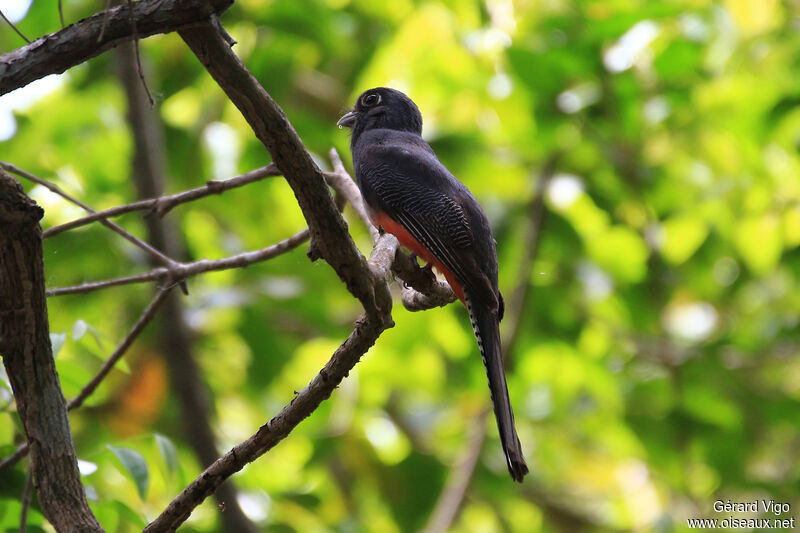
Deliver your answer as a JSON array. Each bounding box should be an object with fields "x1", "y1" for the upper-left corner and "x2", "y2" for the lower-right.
[{"x1": 338, "y1": 87, "x2": 423, "y2": 146}]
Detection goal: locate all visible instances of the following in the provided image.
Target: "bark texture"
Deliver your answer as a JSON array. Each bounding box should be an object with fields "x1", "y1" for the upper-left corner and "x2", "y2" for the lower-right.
[
  {"x1": 0, "y1": 171, "x2": 103, "y2": 531},
  {"x1": 0, "y1": 0, "x2": 233, "y2": 96}
]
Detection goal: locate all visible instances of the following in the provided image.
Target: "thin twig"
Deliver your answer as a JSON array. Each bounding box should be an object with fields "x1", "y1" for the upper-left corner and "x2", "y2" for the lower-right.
[
  {"x1": 1, "y1": 287, "x2": 174, "y2": 470},
  {"x1": 42, "y1": 164, "x2": 280, "y2": 238},
  {"x1": 2, "y1": 162, "x2": 178, "y2": 269},
  {"x1": 0, "y1": 8, "x2": 31, "y2": 43},
  {"x1": 143, "y1": 236, "x2": 396, "y2": 533},
  {"x1": 47, "y1": 270, "x2": 170, "y2": 296},
  {"x1": 422, "y1": 155, "x2": 557, "y2": 533},
  {"x1": 18, "y1": 467, "x2": 33, "y2": 532},
  {"x1": 67, "y1": 286, "x2": 173, "y2": 410},
  {"x1": 58, "y1": 0, "x2": 65, "y2": 28},
  {"x1": 0, "y1": 224, "x2": 308, "y2": 470},
  {"x1": 47, "y1": 227, "x2": 310, "y2": 296},
  {"x1": 421, "y1": 415, "x2": 488, "y2": 533},
  {"x1": 126, "y1": 0, "x2": 154, "y2": 106},
  {"x1": 0, "y1": 443, "x2": 27, "y2": 472},
  {"x1": 97, "y1": 0, "x2": 113, "y2": 42}
]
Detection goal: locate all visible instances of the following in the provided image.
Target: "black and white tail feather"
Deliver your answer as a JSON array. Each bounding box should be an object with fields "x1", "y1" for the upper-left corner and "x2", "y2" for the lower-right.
[{"x1": 465, "y1": 292, "x2": 529, "y2": 482}]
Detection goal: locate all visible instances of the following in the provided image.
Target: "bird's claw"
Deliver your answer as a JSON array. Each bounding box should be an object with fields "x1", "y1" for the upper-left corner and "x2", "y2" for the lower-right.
[
  {"x1": 419, "y1": 263, "x2": 436, "y2": 284},
  {"x1": 405, "y1": 252, "x2": 436, "y2": 287}
]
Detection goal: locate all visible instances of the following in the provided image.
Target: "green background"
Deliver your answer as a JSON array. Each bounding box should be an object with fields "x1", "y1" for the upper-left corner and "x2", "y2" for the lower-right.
[{"x1": 1, "y1": 0, "x2": 800, "y2": 531}]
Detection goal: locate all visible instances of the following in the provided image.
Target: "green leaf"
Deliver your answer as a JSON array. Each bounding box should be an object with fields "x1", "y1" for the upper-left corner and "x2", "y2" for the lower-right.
[
  {"x1": 681, "y1": 385, "x2": 742, "y2": 430},
  {"x1": 586, "y1": 226, "x2": 649, "y2": 283},
  {"x1": 112, "y1": 500, "x2": 148, "y2": 529},
  {"x1": 107, "y1": 445, "x2": 149, "y2": 501},
  {"x1": 660, "y1": 214, "x2": 708, "y2": 265},
  {"x1": 155, "y1": 433, "x2": 178, "y2": 477},
  {"x1": 735, "y1": 214, "x2": 782, "y2": 275}
]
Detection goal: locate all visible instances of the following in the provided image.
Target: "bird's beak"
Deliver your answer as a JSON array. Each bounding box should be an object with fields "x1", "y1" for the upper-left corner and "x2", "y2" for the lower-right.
[{"x1": 337, "y1": 110, "x2": 357, "y2": 128}]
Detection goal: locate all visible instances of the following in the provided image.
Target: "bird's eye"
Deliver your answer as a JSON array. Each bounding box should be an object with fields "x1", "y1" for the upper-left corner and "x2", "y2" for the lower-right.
[{"x1": 362, "y1": 93, "x2": 381, "y2": 106}]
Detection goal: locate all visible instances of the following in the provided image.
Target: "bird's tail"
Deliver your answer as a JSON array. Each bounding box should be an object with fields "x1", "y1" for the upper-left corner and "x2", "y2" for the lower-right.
[{"x1": 465, "y1": 293, "x2": 529, "y2": 482}]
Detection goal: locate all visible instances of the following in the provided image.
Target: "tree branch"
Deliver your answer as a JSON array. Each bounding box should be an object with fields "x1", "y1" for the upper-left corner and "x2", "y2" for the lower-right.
[
  {"x1": 67, "y1": 287, "x2": 174, "y2": 411},
  {"x1": 325, "y1": 148, "x2": 381, "y2": 243},
  {"x1": 0, "y1": 8, "x2": 30, "y2": 44},
  {"x1": 325, "y1": 148, "x2": 456, "y2": 310},
  {"x1": 132, "y1": 19, "x2": 410, "y2": 531},
  {"x1": 115, "y1": 38, "x2": 257, "y2": 531},
  {"x1": 0, "y1": 170, "x2": 102, "y2": 531},
  {"x1": 46, "y1": 227, "x2": 310, "y2": 296},
  {"x1": 2, "y1": 162, "x2": 180, "y2": 272},
  {"x1": 144, "y1": 234, "x2": 397, "y2": 532},
  {"x1": 0, "y1": 0, "x2": 233, "y2": 96},
  {"x1": 0, "y1": 286, "x2": 173, "y2": 470},
  {"x1": 178, "y1": 22, "x2": 382, "y2": 316},
  {"x1": 18, "y1": 468, "x2": 33, "y2": 533},
  {"x1": 1, "y1": 226, "x2": 310, "y2": 470},
  {"x1": 41, "y1": 163, "x2": 280, "y2": 238}
]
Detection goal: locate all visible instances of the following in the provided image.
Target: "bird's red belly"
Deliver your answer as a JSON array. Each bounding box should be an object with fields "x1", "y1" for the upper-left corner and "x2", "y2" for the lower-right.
[{"x1": 370, "y1": 210, "x2": 466, "y2": 304}]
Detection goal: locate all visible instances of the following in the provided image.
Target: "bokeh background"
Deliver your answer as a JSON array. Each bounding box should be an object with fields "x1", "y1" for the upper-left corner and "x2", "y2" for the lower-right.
[{"x1": 2, "y1": 0, "x2": 800, "y2": 531}]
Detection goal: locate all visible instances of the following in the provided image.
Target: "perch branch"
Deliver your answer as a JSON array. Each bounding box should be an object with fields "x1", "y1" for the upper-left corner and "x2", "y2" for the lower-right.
[
  {"x1": 139, "y1": 19, "x2": 408, "y2": 531},
  {"x1": 178, "y1": 22, "x2": 382, "y2": 316},
  {"x1": 325, "y1": 147, "x2": 380, "y2": 243},
  {"x1": 324, "y1": 148, "x2": 456, "y2": 310}
]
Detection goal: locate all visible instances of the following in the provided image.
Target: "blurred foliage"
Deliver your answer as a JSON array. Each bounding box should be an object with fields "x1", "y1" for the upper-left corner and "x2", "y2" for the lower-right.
[{"x1": 2, "y1": 0, "x2": 800, "y2": 531}]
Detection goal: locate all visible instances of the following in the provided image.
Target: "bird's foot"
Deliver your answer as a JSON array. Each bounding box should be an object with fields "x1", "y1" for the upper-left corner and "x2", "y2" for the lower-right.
[{"x1": 405, "y1": 253, "x2": 436, "y2": 287}]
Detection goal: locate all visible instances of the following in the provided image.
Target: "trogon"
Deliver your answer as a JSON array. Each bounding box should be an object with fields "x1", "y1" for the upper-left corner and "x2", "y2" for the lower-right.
[{"x1": 338, "y1": 87, "x2": 528, "y2": 482}]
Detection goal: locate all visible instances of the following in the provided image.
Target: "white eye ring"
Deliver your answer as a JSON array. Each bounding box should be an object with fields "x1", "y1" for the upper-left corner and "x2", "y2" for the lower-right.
[{"x1": 362, "y1": 93, "x2": 381, "y2": 106}]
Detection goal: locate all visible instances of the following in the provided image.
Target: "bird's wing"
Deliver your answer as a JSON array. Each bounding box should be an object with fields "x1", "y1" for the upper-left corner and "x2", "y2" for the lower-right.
[{"x1": 358, "y1": 144, "x2": 497, "y2": 308}]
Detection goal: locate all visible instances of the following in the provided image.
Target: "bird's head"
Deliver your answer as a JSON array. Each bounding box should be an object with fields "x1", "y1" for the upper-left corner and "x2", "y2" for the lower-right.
[{"x1": 338, "y1": 87, "x2": 423, "y2": 144}]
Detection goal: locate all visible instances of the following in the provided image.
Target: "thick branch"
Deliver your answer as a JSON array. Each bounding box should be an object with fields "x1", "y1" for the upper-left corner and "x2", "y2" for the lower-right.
[
  {"x1": 178, "y1": 23, "x2": 380, "y2": 316},
  {"x1": 0, "y1": 0, "x2": 233, "y2": 96},
  {"x1": 0, "y1": 287, "x2": 173, "y2": 470},
  {"x1": 0, "y1": 170, "x2": 102, "y2": 531}
]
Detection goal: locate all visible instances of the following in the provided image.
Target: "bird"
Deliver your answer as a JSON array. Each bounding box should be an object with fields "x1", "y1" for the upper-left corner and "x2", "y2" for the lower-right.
[{"x1": 338, "y1": 87, "x2": 528, "y2": 482}]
